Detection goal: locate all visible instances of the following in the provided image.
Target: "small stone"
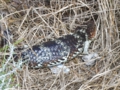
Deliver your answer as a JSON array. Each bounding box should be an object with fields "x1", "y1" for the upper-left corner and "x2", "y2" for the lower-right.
[{"x1": 82, "y1": 53, "x2": 99, "y2": 66}]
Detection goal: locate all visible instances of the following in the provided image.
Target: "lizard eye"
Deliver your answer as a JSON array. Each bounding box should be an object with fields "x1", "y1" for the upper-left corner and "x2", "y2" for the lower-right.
[{"x1": 90, "y1": 31, "x2": 95, "y2": 38}]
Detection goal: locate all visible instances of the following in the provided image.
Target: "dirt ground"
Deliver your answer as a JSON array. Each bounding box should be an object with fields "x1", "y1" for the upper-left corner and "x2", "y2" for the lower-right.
[{"x1": 0, "y1": 0, "x2": 120, "y2": 90}]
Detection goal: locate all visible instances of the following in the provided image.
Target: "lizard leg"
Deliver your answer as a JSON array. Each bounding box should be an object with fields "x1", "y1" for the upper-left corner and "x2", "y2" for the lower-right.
[{"x1": 83, "y1": 40, "x2": 91, "y2": 54}]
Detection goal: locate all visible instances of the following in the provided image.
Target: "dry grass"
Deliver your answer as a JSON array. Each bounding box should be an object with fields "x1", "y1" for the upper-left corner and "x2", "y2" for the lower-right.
[{"x1": 0, "y1": 0, "x2": 120, "y2": 90}]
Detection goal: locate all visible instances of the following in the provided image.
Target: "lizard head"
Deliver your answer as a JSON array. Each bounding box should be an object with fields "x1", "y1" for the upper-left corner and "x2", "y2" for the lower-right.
[
  {"x1": 86, "y1": 20, "x2": 96, "y2": 40},
  {"x1": 74, "y1": 20, "x2": 96, "y2": 41}
]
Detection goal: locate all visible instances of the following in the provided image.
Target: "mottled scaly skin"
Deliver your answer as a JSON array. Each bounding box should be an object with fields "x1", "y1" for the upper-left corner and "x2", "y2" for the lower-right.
[
  {"x1": 1, "y1": 20, "x2": 96, "y2": 68},
  {"x1": 21, "y1": 20, "x2": 96, "y2": 68}
]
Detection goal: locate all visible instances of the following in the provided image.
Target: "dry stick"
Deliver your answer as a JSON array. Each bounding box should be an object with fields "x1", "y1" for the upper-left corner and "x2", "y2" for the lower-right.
[
  {"x1": 48, "y1": 71, "x2": 62, "y2": 90},
  {"x1": 33, "y1": 8, "x2": 53, "y2": 30},
  {"x1": 53, "y1": 4, "x2": 73, "y2": 14},
  {"x1": 18, "y1": 7, "x2": 32, "y2": 32},
  {"x1": 60, "y1": 79, "x2": 81, "y2": 90}
]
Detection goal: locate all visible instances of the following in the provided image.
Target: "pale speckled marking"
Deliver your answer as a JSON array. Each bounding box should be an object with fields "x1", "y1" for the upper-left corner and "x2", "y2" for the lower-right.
[
  {"x1": 55, "y1": 40, "x2": 62, "y2": 44},
  {"x1": 78, "y1": 48, "x2": 83, "y2": 52},
  {"x1": 35, "y1": 50, "x2": 38, "y2": 53},
  {"x1": 72, "y1": 51, "x2": 80, "y2": 57},
  {"x1": 57, "y1": 58, "x2": 67, "y2": 63},
  {"x1": 79, "y1": 29, "x2": 83, "y2": 32},
  {"x1": 49, "y1": 62, "x2": 56, "y2": 65},
  {"x1": 82, "y1": 30, "x2": 85, "y2": 33},
  {"x1": 36, "y1": 63, "x2": 42, "y2": 67},
  {"x1": 73, "y1": 34, "x2": 80, "y2": 39}
]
